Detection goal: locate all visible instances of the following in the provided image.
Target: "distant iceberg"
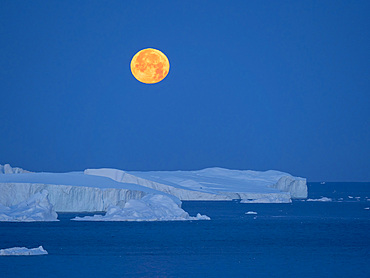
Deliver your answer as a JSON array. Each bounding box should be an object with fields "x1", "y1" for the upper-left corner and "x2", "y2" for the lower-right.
[
  {"x1": 0, "y1": 190, "x2": 58, "y2": 222},
  {"x1": 0, "y1": 246, "x2": 48, "y2": 256},
  {"x1": 245, "y1": 211, "x2": 257, "y2": 215},
  {"x1": 85, "y1": 167, "x2": 307, "y2": 202},
  {"x1": 0, "y1": 164, "x2": 308, "y2": 219},
  {"x1": 72, "y1": 194, "x2": 210, "y2": 221},
  {"x1": 306, "y1": 197, "x2": 332, "y2": 202}
]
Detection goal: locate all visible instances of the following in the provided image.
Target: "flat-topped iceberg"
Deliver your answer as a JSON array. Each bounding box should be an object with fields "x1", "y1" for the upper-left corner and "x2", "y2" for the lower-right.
[
  {"x1": 0, "y1": 190, "x2": 58, "y2": 222},
  {"x1": 0, "y1": 246, "x2": 48, "y2": 256},
  {"x1": 72, "y1": 194, "x2": 210, "y2": 221},
  {"x1": 0, "y1": 164, "x2": 308, "y2": 220},
  {"x1": 85, "y1": 167, "x2": 307, "y2": 202},
  {"x1": 0, "y1": 170, "x2": 180, "y2": 212}
]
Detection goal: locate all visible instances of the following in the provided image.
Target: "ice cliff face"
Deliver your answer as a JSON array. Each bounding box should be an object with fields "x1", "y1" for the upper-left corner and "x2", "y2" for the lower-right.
[
  {"x1": 0, "y1": 171, "x2": 181, "y2": 212},
  {"x1": 0, "y1": 190, "x2": 58, "y2": 222},
  {"x1": 272, "y1": 175, "x2": 307, "y2": 199},
  {"x1": 0, "y1": 164, "x2": 29, "y2": 174},
  {"x1": 85, "y1": 167, "x2": 307, "y2": 202},
  {"x1": 0, "y1": 182, "x2": 147, "y2": 212}
]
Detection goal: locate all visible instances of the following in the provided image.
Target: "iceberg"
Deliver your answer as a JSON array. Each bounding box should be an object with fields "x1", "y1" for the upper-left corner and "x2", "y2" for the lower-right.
[
  {"x1": 0, "y1": 165, "x2": 208, "y2": 220},
  {"x1": 245, "y1": 211, "x2": 257, "y2": 215},
  {"x1": 85, "y1": 167, "x2": 307, "y2": 202},
  {"x1": 0, "y1": 171, "x2": 180, "y2": 212},
  {"x1": 0, "y1": 164, "x2": 308, "y2": 220},
  {"x1": 72, "y1": 194, "x2": 210, "y2": 221},
  {"x1": 0, "y1": 190, "x2": 58, "y2": 222},
  {"x1": 0, "y1": 246, "x2": 48, "y2": 256}
]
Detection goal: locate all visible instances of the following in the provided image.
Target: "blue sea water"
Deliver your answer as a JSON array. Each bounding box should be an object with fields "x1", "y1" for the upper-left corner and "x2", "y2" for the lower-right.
[{"x1": 0, "y1": 182, "x2": 369, "y2": 277}]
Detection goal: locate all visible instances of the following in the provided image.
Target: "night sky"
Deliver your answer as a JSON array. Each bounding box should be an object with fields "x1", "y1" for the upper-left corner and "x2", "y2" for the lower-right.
[{"x1": 1, "y1": 1, "x2": 369, "y2": 181}]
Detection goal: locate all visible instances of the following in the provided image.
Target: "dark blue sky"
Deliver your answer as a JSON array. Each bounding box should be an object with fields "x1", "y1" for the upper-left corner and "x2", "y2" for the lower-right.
[{"x1": 1, "y1": 1, "x2": 369, "y2": 181}]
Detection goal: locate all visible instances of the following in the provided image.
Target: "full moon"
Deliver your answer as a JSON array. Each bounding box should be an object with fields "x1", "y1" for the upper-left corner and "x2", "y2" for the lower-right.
[{"x1": 130, "y1": 48, "x2": 170, "y2": 84}]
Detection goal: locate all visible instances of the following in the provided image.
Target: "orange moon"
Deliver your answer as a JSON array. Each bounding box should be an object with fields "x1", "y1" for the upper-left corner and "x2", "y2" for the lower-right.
[{"x1": 130, "y1": 48, "x2": 170, "y2": 84}]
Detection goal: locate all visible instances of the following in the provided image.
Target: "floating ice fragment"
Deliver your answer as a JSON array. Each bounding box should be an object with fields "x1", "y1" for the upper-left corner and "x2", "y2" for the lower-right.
[
  {"x1": 245, "y1": 211, "x2": 257, "y2": 215},
  {"x1": 348, "y1": 196, "x2": 354, "y2": 199},
  {"x1": 0, "y1": 246, "x2": 47, "y2": 256},
  {"x1": 364, "y1": 207, "x2": 370, "y2": 210},
  {"x1": 306, "y1": 197, "x2": 332, "y2": 202},
  {"x1": 240, "y1": 194, "x2": 291, "y2": 203}
]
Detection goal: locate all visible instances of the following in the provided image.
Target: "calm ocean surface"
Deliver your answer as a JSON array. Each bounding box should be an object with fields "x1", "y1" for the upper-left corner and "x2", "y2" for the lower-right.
[{"x1": 1, "y1": 182, "x2": 369, "y2": 277}]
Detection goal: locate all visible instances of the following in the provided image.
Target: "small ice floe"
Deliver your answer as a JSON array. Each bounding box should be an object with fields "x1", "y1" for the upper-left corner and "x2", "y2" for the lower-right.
[
  {"x1": 320, "y1": 182, "x2": 326, "y2": 185},
  {"x1": 245, "y1": 211, "x2": 257, "y2": 215},
  {"x1": 364, "y1": 207, "x2": 370, "y2": 210},
  {"x1": 0, "y1": 246, "x2": 48, "y2": 256},
  {"x1": 348, "y1": 196, "x2": 354, "y2": 199},
  {"x1": 338, "y1": 198, "x2": 344, "y2": 201},
  {"x1": 306, "y1": 197, "x2": 332, "y2": 202}
]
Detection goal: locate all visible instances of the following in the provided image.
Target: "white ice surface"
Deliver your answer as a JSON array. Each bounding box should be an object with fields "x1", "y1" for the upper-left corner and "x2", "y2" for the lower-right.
[
  {"x1": 85, "y1": 167, "x2": 307, "y2": 202},
  {"x1": 0, "y1": 246, "x2": 47, "y2": 256},
  {"x1": 72, "y1": 194, "x2": 210, "y2": 221},
  {"x1": 0, "y1": 190, "x2": 58, "y2": 222},
  {"x1": 306, "y1": 197, "x2": 332, "y2": 202},
  {"x1": 0, "y1": 171, "x2": 180, "y2": 212},
  {"x1": 245, "y1": 211, "x2": 258, "y2": 215}
]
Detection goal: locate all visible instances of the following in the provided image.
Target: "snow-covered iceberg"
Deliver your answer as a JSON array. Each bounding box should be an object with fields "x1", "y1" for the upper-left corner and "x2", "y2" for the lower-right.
[
  {"x1": 72, "y1": 194, "x2": 210, "y2": 221},
  {"x1": 0, "y1": 190, "x2": 58, "y2": 222},
  {"x1": 0, "y1": 246, "x2": 48, "y2": 256},
  {"x1": 85, "y1": 167, "x2": 307, "y2": 202}
]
